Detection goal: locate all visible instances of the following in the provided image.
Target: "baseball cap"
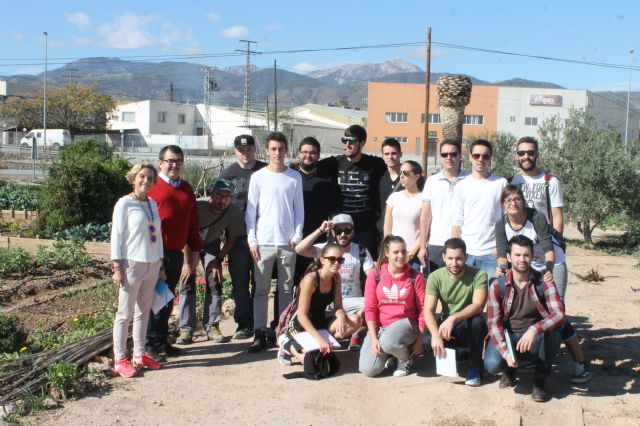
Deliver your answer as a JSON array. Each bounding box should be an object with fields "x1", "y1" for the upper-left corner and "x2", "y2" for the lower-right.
[
  {"x1": 209, "y1": 179, "x2": 235, "y2": 196},
  {"x1": 331, "y1": 214, "x2": 354, "y2": 226},
  {"x1": 234, "y1": 134, "x2": 255, "y2": 148}
]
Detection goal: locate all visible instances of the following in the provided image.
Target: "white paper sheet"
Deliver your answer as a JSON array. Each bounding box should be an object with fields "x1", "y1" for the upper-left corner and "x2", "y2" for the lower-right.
[
  {"x1": 435, "y1": 348, "x2": 458, "y2": 377},
  {"x1": 292, "y1": 329, "x2": 341, "y2": 351}
]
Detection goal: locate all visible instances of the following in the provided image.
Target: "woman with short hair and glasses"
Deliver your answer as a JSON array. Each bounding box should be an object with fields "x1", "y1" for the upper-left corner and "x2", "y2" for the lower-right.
[
  {"x1": 359, "y1": 235, "x2": 426, "y2": 377},
  {"x1": 278, "y1": 243, "x2": 359, "y2": 366},
  {"x1": 111, "y1": 162, "x2": 166, "y2": 378},
  {"x1": 383, "y1": 160, "x2": 424, "y2": 273}
]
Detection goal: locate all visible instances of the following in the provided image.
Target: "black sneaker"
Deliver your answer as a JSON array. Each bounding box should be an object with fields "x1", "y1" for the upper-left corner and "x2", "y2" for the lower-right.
[
  {"x1": 265, "y1": 328, "x2": 277, "y2": 343},
  {"x1": 146, "y1": 347, "x2": 166, "y2": 363},
  {"x1": 499, "y1": 368, "x2": 516, "y2": 389},
  {"x1": 532, "y1": 374, "x2": 549, "y2": 402},
  {"x1": 247, "y1": 329, "x2": 267, "y2": 353},
  {"x1": 163, "y1": 343, "x2": 185, "y2": 357}
]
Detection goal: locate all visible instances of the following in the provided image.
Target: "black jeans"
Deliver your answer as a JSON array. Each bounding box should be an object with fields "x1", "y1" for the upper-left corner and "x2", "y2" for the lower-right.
[
  {"x1": 145, "y1": 250, "x2": 194, "y2": 350},
  {"x1": 423, "y1": 314, "x2": 488, "y2": 372}
]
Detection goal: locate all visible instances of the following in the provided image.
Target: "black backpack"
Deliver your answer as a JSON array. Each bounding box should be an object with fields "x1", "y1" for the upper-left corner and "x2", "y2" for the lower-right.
[{"x1": 303, "y1": 350, "x2": 340, "y2": 380}]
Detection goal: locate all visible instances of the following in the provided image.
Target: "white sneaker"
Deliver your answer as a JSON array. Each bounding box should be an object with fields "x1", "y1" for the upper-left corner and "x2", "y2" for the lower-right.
[
  {"x1": 393, "y1": 357, "x2": 412, "y2": 377},
  {"x1": 277, "y1": 334, "x2": 292, "y2": 367}
]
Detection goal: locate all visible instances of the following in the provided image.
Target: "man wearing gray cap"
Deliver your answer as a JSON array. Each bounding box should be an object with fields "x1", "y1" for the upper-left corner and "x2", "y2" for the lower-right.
[
  {"x1": 218, "y1": 134, "x2": 267, "y2": 339},
  {"x1": 178, "y1": 179, "x2": 245, "y2": 343}
]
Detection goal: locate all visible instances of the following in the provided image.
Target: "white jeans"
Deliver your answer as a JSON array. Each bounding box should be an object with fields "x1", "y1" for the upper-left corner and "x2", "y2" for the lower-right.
[{"x1": 112, "y1": 259, "x2": 161, "y2": 360}]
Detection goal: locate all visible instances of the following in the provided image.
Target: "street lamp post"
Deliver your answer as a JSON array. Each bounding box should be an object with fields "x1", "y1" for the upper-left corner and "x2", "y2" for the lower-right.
[
  {"x1": 624, "y1": 49, "x2": 634, "y2": 148},
  {"x1": 43, "y1": 32, "x2": 48, "y2": 153}
]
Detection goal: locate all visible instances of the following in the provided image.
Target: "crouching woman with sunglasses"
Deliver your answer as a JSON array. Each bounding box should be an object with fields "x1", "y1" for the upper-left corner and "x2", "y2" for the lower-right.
[
  {"x1": 359, "y1": 235, "x2": 426, "y2": 377},
  {"x1": 278, "y1": 243, "x2": 359, "y2": 366}
]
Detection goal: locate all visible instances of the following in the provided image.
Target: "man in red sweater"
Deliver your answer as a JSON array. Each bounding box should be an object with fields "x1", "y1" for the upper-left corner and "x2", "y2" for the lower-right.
[{"x1": 146, "y1": 145, "x2": 201, "y2": 360}]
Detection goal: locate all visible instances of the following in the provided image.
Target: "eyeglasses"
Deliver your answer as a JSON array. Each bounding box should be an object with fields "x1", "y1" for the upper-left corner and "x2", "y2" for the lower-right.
[
  {"x1": 471, "y1": 153, "x2": 491, "y2": 161},
  {"x1": 400, "y1": 170, "x2": 415, "y2": 177},
  {"x1": 334, "y1": 227, "x2": 353, "y2": 235},
  {"x1": 162, "y1": 159, "x2": 184, "y2": 166},
  {"x1": 341, "y1": 137, "x2": 358, "y2": 145},
  {"x1": 516, "y1": 150, "x2": 537, "y2": 157},
  {"x1": 440, "y1": 152, "x2": 459, "y2": 159},
  {"x1": 504, "y1": 197, "x2": 523, "y2": 204},
  {"x1": 323, "y1": 256, "x2": 346, "y2": 265}
]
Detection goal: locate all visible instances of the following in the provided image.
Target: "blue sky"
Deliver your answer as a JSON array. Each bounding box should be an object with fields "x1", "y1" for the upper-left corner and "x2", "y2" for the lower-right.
[{"x1": 0, "y1": 0, "x2": 638, "y2": 91}]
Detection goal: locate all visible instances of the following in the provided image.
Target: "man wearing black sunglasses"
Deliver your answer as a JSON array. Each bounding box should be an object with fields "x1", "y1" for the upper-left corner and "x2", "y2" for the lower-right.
[
  {"x1": 296, "y1": 213, "x2": 375, "y2": 350},
  {"x1": 419, "y1": 139, "x2": 468, "y2": 273},
  {"x1": 319, "y1": 125, "x2": 386, "y2": 258},
  {"x1": 451, "y1": 139, "x2": 507, "y2": 283}
]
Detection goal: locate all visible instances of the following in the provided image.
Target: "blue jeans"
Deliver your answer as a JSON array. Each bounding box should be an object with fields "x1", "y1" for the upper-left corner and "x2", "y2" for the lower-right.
[
  {"x1": 484, "y1": 328, "x2": 562, "y2": 376},
  {"x1": 466, "y1": 254, "x2": 497, "y2": 284}
]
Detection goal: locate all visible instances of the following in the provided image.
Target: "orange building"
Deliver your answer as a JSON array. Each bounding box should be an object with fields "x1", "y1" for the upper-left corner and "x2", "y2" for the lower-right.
[{"x1": 365, "y1": 82, "x2": 499, "y2": 154}]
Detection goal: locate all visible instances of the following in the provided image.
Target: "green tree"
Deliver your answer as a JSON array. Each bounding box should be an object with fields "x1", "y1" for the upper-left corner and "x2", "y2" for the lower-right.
[
  {"x1": 37, "y1": 139, "x2": 131, "y2": 235},
  {"x1": 537, "y1": 108, "x2": 640, "y2": 244},
  {"x1": 0, "y1": 84, "x2": 116, "y2": 135}
]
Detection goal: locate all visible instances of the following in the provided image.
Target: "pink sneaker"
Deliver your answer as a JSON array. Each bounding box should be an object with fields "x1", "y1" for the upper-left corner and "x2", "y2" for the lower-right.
[
  {"x1": 114, "y1": 358, "x2": 137, "y2": 378},
  {"x1": 133, "y1": 353, "x2": 161, "y2": 370}
]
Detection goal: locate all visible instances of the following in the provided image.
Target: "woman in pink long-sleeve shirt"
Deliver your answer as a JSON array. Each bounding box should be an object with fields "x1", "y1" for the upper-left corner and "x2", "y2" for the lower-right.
[{"x1": 359, "y1": 235, "x2": 426, "y2": 377}]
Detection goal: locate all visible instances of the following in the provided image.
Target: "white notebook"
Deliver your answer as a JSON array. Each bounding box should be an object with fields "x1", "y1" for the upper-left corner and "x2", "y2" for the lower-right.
[
  {"x1": 435, "y1": 348, "x2": 458, "y2": 377},
  {"x1": 292, "y1": 329, "x2": 341, "y2": 351}
]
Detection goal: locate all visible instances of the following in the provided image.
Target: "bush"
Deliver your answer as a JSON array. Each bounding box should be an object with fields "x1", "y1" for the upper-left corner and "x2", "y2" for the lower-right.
[
  {"x1": 0, "y1": 314, "x2": 27, "y2": 354},
  {"x1": 37, "y1": 139, "x2": 130, "y2": 236},
  {"x1": 0, "y1": 247, "x2": 30, "y2": 277},
  {"x1": 53, "y1": 222, "x2": 111, "y2": 243},
  {"x1": 47, "y1": 361, "x2": 81, "y2": 399},
  {"x1": 0, "y1": 183, "x2": 40, "y2": 210}
]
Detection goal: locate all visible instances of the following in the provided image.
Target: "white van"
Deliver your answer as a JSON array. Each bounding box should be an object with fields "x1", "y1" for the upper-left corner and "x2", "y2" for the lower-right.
[{"x1": 20, "y1": 129, "x2": 72, "y2": 150}]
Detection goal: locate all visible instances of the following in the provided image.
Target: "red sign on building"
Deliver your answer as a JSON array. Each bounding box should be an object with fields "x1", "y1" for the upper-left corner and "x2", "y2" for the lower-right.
[{"x1": 529, "y1": 94, "x2": 563, "y2": 107}]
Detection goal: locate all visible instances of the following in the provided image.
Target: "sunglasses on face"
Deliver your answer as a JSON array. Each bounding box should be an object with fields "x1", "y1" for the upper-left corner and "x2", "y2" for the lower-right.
[
  {"x1": 471, "y1": 153, "x2": 491, "y2": 161},
  {"x1": 400, "y1": 170, "x2": 415, "y2": 177},
  {"x1": 517, "y1": 150, "x2": 537, "y2": 157},
  {"x1": 323, "y1": 256, "x2": 346, "y2": 265},
  {"x1": 440, "y1": 152, "x2": 459, "y2": 159},
  {"x1": 334, "y1": 227, "x2": 353, "y2": 235},
  {"x1": 341, "y1": 137, "x2": 358, "y2": 145}
]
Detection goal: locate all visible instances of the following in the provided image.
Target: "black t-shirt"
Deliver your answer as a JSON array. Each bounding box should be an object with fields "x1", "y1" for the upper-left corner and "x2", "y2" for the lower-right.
[
  {"x1": 218, "y1": 161, "x2": 267, "y2": 212},
  {"x1": 292, "y1": 162, "x2": 341, "y2": 238},
  {"x1": 377, "y1": 170, "x2": 402, "y2": 233},
  {"x1": 320, "y1": 154, "x2": 386, "y2": 232}
]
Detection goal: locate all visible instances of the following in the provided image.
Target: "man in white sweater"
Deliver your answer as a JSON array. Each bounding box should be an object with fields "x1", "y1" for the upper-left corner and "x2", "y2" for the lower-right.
[
  {"x1": 451, "y1": 139, "x2": 506, "y2": 283},
  {"x1": 245, "y1": 132, "x2": 304, "y2": 352}
]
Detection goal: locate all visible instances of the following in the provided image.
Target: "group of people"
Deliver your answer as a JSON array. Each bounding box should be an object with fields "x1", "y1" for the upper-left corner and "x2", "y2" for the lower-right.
[{"x1": 109, "y1": 124, "x2": 590, "y2": 402}]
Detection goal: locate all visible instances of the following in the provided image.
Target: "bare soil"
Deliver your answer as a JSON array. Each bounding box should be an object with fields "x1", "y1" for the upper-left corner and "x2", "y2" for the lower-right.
[{"x1": 16, "y1": 227, "x2": 640, "y2": 425}]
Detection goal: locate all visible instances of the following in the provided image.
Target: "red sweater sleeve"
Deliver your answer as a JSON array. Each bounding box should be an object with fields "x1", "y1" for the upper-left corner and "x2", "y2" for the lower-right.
[{"x1": 363, "y1": 269, "x2": 380, "y2": 326}]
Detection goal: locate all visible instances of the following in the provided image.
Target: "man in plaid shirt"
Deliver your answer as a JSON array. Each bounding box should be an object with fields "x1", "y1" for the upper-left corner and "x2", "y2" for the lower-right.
[{"x1": 484, "y1": 235, "x2": 565, "y2": 402}]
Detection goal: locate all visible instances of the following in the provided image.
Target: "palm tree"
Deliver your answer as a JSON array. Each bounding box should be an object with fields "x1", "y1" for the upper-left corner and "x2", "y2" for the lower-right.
[{"x1": 436, "y1": 75, "x2": 472, "y2": 142}]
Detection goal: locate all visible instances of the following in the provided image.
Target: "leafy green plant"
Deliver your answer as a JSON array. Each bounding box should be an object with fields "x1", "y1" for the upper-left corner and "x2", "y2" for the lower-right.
[
  {"x1": 0, "y1": 314, "x2": 27, "y2": 354},
  {"x1": 53, "y1": 222, "x2": 111, "y2": 243},
  {"x1": 47, "y1": 360, "x2": 81, "y2": 399},
  {"x1": 0, "y1": 247, "x2": 30, "y2": 277},
  {"x1": 51, "y1": 239, "x2": 92, "y2": 269},
  {"x1": 0, "y1": 183, "x2": 40, "y2": 210}
]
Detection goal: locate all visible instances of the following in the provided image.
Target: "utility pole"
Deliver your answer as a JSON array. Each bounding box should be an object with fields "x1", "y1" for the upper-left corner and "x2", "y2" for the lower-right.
[
  {"x1": 422, "y1": 27, "x2": 432, "y2": 172},
  {"x1": 169, "y1": 82, "x2": 174, "y2": 102},
  {"x1": 43, "y1": 32, "x2": 48, "y2": 153},
  {"x1": 201, "y1": 66, "x2": 218, "y2": 153},
  {"x1": 624, "y1": 49, "x2": 634, "y2": 148},
  {"x1": 64, "y1": 66, "x2": 78, "y2": 83},
  {"x1": 236, "y1": 40, "x2": 257, "y2": 128},
  {"x1": 266, "y1": 96, "x2": 270, "y2": 131},
  {"x1": 273, "y1": 59, "x2": 278, "y2": 131}
]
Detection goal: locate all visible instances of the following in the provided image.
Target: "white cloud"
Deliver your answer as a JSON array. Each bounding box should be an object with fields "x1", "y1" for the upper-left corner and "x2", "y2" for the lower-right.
[
  {"x1": 65, "y1": 11, "x2": 91, "y2": 30},
  {"x1": 12, "y1": 32, "x2": 24, "y2": 42},
  {"x1": 292, "y1": 62, "x2": 320, "y2": 73},
  {"x1": 207, "y1": 12, "x2": 220, "y2": 23},
  {"x1": 95, "y1": 12, "x2": 199, "y2": 52},
  {"x1": 221, "y1": 25, "x2": 249, "y2": 38},
  {"x1": 265, "y1": 23, "x2": 283, "y2": 31}
]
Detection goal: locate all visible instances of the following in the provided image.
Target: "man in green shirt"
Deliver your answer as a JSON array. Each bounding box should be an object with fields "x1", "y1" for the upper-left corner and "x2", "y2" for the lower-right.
[{"x1": 424, "y1": 237, "x2": 488, "y2": 386}]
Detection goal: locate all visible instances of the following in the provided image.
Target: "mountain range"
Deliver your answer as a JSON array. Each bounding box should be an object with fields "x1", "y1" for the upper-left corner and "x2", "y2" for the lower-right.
[{"x1": 3, "y1": 58, "x2": 639, "y2": 111}]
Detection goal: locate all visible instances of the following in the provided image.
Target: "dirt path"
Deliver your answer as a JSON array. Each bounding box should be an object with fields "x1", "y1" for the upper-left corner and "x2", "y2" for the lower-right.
[{"x1": 27, "y1": 231, "x2": 640, "y2": 426}]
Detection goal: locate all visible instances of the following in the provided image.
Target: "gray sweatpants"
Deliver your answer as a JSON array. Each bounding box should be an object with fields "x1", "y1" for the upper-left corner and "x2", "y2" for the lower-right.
[
  {"x1": 253, "y1": 244, "x2": 296, "y2": 330},
  {"x1": 359, "y1": 318, "x2": 419, "y2": 377}
]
